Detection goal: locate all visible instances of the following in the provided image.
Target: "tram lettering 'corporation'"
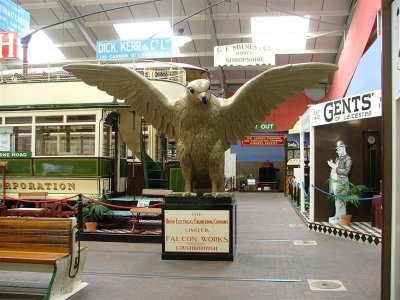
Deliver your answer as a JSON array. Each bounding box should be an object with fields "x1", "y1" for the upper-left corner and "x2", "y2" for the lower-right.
[{"x1": 0, "y1": 181, "x2": 76, "y2": 191}]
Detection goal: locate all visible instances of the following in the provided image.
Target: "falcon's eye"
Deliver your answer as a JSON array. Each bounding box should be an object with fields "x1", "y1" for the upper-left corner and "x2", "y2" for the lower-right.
[{"x1": 188, "y1": 87, "x2": 195, "y2": 94}]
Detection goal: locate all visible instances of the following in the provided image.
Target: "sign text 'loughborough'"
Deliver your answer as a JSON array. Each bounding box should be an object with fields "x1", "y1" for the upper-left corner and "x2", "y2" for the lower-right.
[{"x1": 310, "y1": 90, "x2": 381, "y2": 126}]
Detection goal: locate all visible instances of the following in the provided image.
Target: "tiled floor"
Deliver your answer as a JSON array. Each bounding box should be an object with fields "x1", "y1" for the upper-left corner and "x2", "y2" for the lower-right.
[
  {"x1": 308, "y1": 221, "x2": 382, "y2": 246},
  {"x1": 0, "y1": 192, "x2": 381, "y2": 300}
]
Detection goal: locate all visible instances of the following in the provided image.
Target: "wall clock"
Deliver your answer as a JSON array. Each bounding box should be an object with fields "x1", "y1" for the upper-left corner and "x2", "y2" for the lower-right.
[{"x1": 367, "y1": 135, "x2": 376, "y2": 144}]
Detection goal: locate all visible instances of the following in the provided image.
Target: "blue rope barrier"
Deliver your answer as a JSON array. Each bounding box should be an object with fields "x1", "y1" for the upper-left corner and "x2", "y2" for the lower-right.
[
  {"x1": 313, "y1": 185, "x2": 382, "y2": 201},
  {"x1": 301, "y1": 182, "x2": 309, "y2": 198}
]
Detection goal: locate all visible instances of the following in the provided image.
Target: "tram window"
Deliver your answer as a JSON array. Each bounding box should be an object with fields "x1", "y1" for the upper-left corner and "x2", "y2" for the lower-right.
[
  {"x1": 0, "y1": 117, "x2": 2, "y2": 124},
  {"x1": 103, "y1": 125, "x2": 112, "y2": 157},
  {"x1": 1, "y1": 126, "x2": 32, "y2": 152},
  {"x1": 35, "y1": 125, "x2": 95, "y2": 156},
  {"x1": 66, "y1": 115, "x2": 96, "y2": 123},
  {"x1": 120, "y1": 140, "x2": 127, "y2": 159},
  {"x1": 16, "y1": 128, "x2": 32, "y2": 152},
  {"x1": 5, "y1": 116, "x2": 32, "y2": 124},
  {"x1": 36, "y1": 116, "x2": 63, "y2": 123}
]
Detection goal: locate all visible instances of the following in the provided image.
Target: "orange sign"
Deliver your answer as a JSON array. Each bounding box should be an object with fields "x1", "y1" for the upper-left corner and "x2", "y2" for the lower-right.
[{"x1": 241, "y1": 135, "x2": 285, "y2": 146}]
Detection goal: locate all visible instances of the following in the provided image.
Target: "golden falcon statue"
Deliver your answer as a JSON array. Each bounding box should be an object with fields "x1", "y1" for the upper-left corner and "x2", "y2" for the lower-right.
[{"x1": 63, "y1": 63, "x2": 337, "y2": 195}]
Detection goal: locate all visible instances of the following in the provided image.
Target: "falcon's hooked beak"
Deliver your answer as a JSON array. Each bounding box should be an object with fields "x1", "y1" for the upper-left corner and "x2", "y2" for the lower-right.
[
  {"x1": 201, "y1": 93, "x2": 209, "y2": 104},
  {"x1": 187, "y1": 79, "x2": 212, "y2": 105}
]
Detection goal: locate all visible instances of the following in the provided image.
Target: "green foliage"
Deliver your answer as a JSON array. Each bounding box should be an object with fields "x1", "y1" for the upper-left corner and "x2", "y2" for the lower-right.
[
  {"x1": 237, "y1": 172, "x2": 252, "y2": 181},
  {"x1": 327, "y1": 179, "x2": 368, "y2": 208},
  {"x1": 82, "y1": 194, "x2": 113, "y2": 222}
]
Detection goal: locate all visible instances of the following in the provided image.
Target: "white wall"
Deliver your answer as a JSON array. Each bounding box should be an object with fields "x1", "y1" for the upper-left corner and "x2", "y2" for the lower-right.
[
  {"x1": 0, "y1": 80, "x2": 187, "y2": 106},
  {"x1": 224, "y1": 149, "x2": 236, "y2": 190}
]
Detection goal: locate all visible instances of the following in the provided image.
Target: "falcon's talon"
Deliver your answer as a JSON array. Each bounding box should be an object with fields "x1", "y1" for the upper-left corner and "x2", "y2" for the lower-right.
[
  {"x1": 203, "y1": 192, "x2": 232, "y2": 198},
  {"x1": 172, "y1": 192, "x2": 196, "y2": 197},
  {"x1": 172, "y1": 192, "x2": 184, "y2": 197},
  {"x1": 202, "y1": 193, "x2": 215, "y2": 197},
  {"x1": 184, "y1": 192, "x2": 197, "y2": 197},
  {"x1": 215, "y1": 192, "x2": 233, "y2": 198}
]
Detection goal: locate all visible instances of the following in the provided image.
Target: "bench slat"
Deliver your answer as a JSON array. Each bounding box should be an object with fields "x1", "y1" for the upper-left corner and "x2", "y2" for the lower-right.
[
  {"x1": 142, "y1": 189, "x2": 172, "y2": 196},
  {"x1": 0, "y1": 218, "x2": 72, "y2": 254},
  {"x1": 130, "y1": 207, "x2": 162, "y2": 214},
  {"x1": 0, "y1": 218, "x2": 72, "y2": 227},
  {"x1": 0, "y1": 251, "x2": 68, "y2": 265},
  {"x1": 0, "y1": 217, "x2": 88, "y2": 300},
  {"x1": 0, "y1": 242, "x2": 71, "y2": 253},
  {"x1": 18, "y1": 192, "x2": 49, "y2": 198}
]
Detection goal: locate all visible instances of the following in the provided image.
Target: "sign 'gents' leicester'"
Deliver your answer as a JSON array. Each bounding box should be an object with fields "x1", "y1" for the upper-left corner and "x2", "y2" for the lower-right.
[{"x1": 310, "y1": 90, "x2": 381, "y2": 126}]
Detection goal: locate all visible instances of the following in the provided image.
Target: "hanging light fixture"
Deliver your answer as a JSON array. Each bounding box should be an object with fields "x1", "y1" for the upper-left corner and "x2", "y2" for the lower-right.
[{"x1": 173, "y1": 27, "x2": 192, "y2": 47}]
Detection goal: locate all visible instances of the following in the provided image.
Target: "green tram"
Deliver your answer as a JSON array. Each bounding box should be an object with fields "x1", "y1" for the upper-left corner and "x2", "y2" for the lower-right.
[{"x1": 0, "y1": 61, "x2": 193, "y2": 200}]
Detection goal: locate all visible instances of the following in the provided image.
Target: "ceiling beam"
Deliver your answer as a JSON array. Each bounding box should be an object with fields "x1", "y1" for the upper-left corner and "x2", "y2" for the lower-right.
[
  {"x1": 54, "y1": 41, "x2": 89, "y2": 47},
  {"x1": 205, "y1": 0, "x2": 227, "y2": 94},
  {"x1": 199, "y1": 31, "x2": 343, "y2": 40},
  {"x1": 172, "y1": 48, "x2": 338, "y2": 58},
  {"x1": 30, "y1": 23, "x2": 75, "y2": 31},
  {"x1": 31, "y1": 22, "x2": 343, "y2": 40},
  {"x1": 55, "y1": 0, "x2": 97, "y2": 51},
  {"x1": 20, "y1": 2, "x2": 59, "y2": 9},
  {"x1": 83, "y1": 10, "x2": 350, "y2": 28},
  {"x1": 334, "y1": 0, "x2": 358, "y2": 64},
  {"x1": 46, "y1": 46, "x2": 339, "y2": 54},
  {"x1": 70, "y1": 0, "x2": 151, "y2": 5}
]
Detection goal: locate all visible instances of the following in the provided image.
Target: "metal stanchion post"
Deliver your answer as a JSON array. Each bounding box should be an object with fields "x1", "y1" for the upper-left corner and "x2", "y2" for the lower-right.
[{"x1": 77, "y1": 194, "x2": 83, "y2": 232}]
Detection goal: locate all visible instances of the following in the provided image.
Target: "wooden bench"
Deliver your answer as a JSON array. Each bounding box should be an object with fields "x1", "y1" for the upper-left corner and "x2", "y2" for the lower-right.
[
  {"x1": 0, "y1": 217, "x2": 88, "y2": 299},
  {"x1": 18, "y1": 191, "x2": 49, "y2": 208},
  {"x1": 141, "y1": 189, "x2": 173, "y2": 197},
  {"x1": 130, "y1": 189, "x2": 172, "y2": 230},
  {"x1": 130, "y1": 205, "x2": 164, "y2": 230},
  {"x1": 15, "y1": 192, "x2": 76, "y2": 218},
  {"x1": 6, "y1": 207, "x2": 49, "y2": 217},
  {"x1": 18, "y1": 191, "x2": 49, "y2": 198}
]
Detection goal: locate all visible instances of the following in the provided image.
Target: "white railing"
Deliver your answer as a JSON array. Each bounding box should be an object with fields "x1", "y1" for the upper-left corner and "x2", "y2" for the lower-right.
[{"x1": 0, "y1": 59, "x2": 186, "y2": 85}]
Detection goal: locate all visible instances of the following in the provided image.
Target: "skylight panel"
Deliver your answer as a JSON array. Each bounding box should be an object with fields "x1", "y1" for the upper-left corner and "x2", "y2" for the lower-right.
[
  {"x1": 18, "y1": 30, "x2": 66, "y2": 63},
  {"x1": 114, "y1": 21, "x2": 173, "y2": 39},
  {"x1": 251, "y1": 16, "x2": 310, "y2": 51},
  {"x1": 114, "y1": 21, "x2": 180, "y2": 53}
]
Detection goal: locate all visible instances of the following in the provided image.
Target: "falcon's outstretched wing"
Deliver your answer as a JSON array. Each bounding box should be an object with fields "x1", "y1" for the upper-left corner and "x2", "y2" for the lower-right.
[
  {"x1": 219, "y1": 63, "x2": 337, "y2": 147},
  {"x1": 63, "y1": 64, "x2": 177, "y2": 137}
]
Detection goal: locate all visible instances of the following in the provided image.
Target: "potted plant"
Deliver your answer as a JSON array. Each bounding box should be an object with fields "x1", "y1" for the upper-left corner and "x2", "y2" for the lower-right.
[
  {"x1": 328, "y1": 180, "x2": 368, "y2": 225},
  {"x1": 237, "y1": 172, "x2": 252, "y2": 192},
  {"x1": 224, "y1": 176, "x2": 233, "y2": 192},
  {"x1": 82, "y1": 194, "x2": 114, "y2": 232}
]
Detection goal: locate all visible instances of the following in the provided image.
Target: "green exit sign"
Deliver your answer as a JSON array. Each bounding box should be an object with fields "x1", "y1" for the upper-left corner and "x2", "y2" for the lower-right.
[{"x1": 255, "y1": 123, "x2": 275, "y2": 131}]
